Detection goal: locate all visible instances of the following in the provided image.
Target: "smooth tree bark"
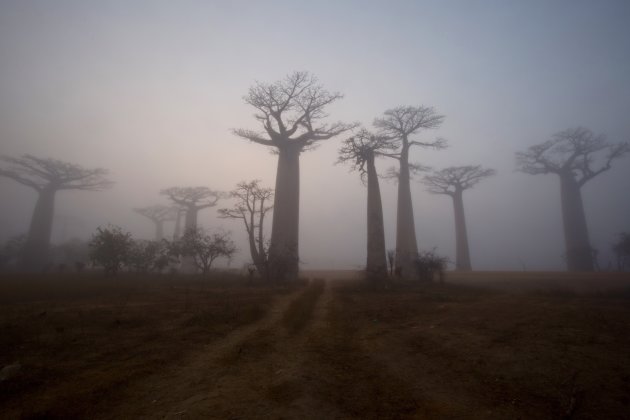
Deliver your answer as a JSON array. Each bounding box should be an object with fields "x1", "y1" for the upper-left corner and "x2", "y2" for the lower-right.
[
  {"x1": 423, "y1": 165, "x2": 496, "y2": 271},
  {"x1": 338, "y1": 129, "x2": 395, "y2": 281},
  {"x1": 133, "y1": 205, "x2": 178, "y2": 240},
  {"x1": 172, "y1": 207, "x2": 186, "y2": 240},
  {"x1": 161, "y1": 187, "x2": 223, "y2": 272},
  {"x1": 374, "y1": 106, "x2": 445, "y2": 279},
  {"x1": 218, "y1": 180, "x2": 273, "y2": 278},
  {"x1": 234, "y1": 71, "x2": 355, "y2": 280},
  {"x1": 516, "y1": 127, "x2": 629, "y2": 271},
  {"x1": 0, "y1": 155, "x2": 112, "y2": 271}
]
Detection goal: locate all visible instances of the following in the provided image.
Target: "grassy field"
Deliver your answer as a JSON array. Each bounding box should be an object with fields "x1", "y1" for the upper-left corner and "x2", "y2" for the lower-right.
[{"x1": 0, "y1": 271, "x2": 629, "y2": 419}]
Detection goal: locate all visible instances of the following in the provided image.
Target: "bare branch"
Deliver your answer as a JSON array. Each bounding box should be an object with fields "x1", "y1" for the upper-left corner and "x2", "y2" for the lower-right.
[
  {"x1": 374, "y1": 105, "x2": 445, "y2": 140},
  {"x1": 423, "y1": 165, "x2": 496, "y2": 195},
  {"x1": 516, "y1": 127, "x2": 629, "y2": 186},
  {"x1": 337, "y1": 128, "x2": 396, "y2": 182},
  {"x1": 161, "y1": 187, "x2": 224, "y2": 209},
  {"x1": 134, "y1": 205, "x2": 178, "y2": 222},
  {"x1": 234, "y1": 71, "x2": 355, "y2": 152},
  {"x1": 0, "y1": 154, "x2": 113, "y2": 192}
]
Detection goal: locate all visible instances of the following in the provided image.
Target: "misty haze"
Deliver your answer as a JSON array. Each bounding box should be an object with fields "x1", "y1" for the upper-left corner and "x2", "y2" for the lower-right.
[{"x1": 1, "y1": 1, "x2": 630, "y2": 419}]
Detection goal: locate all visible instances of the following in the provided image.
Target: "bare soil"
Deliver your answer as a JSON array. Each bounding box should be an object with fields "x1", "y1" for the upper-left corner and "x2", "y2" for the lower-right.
[{"x1": 1, "y1": 271, "x2": 629, "y2": 419}]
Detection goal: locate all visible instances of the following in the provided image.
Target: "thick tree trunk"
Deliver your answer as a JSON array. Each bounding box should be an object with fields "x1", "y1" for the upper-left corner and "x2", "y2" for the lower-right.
[
  {"x1": 182, "y1": 206, "x2": 199, "y2": 273},
  {"x1": 395, "y1": 145, "x2": 419, "y2": 279},
  {"x1": 366, "y1": 154, "x2": 388, "y2": 279},
  {"x1": 173, "y1": 209, "x2": 183, "y2": 240},
  {"x1": 269, "y1": 144, "x2": 301, "y2": 281},
  {"x1": 560, "y1": 174, "x2": 593, "y2": 271},
  {"x1": 184, "y1": 207, "x2": 197, "y2": 231},
  {"x1": 155, "y1": 220, "x2": 164, "y2": 241},
  {"x1": 452, "y1": 189, "x2": 472, "y2": 271},
  {"x1": 21, "y1": 188, "x2": 56, "y2": 271}
]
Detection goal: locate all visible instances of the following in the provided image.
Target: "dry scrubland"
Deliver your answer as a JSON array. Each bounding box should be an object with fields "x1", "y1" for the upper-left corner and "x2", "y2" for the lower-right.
[{"x1": 1, "y1": 271, "x2": 629, "y2": 419}]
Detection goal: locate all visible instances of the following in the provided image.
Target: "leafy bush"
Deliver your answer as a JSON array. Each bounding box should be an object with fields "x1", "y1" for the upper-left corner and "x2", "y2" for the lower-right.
[
  {"x1": 88, "y1": 225, "x2": 133, "y2": 276},
  {"x1": 413, "y1": 249, "x2": 448, "y2": 282}
]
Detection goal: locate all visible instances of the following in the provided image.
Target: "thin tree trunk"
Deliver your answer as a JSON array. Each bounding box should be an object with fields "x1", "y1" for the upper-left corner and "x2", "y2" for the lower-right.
[
  {"x1": 560, "y1": 174, "x2": 593, "y2": 271},
  {"x1": 366, "y1": 154, "x2": 388, "y2": 280},
  {"x1": 247, "y1": 223, "x2": 262, "y2": 273},
  {"x1": 395, "y1": 145, "x2": 419, "y2": 279},
  {"x1": 269, "y1": 144, "x2": 301, "y2": 281},
  {"x1": 452, "y1": 189, "x2": 472, "y2": 271},
  {"x1": 21, "y1": 188, "x2": 56, "y2": 271}
]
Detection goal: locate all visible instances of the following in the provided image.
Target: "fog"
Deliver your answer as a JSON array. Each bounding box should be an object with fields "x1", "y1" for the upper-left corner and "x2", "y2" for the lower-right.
[{"x1": 1, "y1": 0, "x2": 629, "y2": 271}]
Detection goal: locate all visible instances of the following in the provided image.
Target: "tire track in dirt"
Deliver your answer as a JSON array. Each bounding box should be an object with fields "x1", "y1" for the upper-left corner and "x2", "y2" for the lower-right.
[
  {"x1": 96, "y1": 286, "x2": 304, "y2": 419},
  {"x1": 98, "y1": 280, "x2": 333, "y2": 419}
]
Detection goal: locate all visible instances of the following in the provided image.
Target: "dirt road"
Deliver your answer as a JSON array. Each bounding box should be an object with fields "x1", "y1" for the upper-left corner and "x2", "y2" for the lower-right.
[{"x1": 98, "y1": 279, "x2": 337, "y2": 419}]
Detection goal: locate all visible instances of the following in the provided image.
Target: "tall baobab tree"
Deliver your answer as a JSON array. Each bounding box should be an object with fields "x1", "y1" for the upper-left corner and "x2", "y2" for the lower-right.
[
  {"x1": 0, "y1": 155, "x2": 112, "y2": 271},
  {"x1": 172, "y1": 207, "x2": 186, "y2": 240},
  {"x1": 338, "y1": 129, "x2": 395, "y2": 280},
  {"x1": 422, "y1": 165, "x2": 496, "y2": 271},
  {"x1": 133, "y1": 205, "x2": 178, "y2": 240},
  {"x1": 233, "y1": 71, "x2": 356, "y2": 280},
  {"x1": 374, "y1": 106, "x2": 445, "y2": 279},
  {"x1": 218, "y1": 180, "x2": 273, "y2": 278},
  {"x1": 516, "y1": 127, "x2": 629, "y2": 271},
  {"x1": 160, "y1": 187, "x2": 222, "y2": 232}
]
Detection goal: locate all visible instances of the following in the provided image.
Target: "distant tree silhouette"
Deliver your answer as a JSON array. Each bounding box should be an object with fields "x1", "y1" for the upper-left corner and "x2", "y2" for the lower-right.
[
  {"x1": 338, "y1": 129, "x2": 395, "y2": 281},
  {"x1": 374, "y1": 106, "x2": 445, "y2": 279},
  {"x1": 516, "y1": 127, "x2": 629, "y2": 271},
  {"x1": 0, "y1": 155, "x2": 112, "y2": 271},
  {"x1": 133, "y1": 205, "x2": 178, "y2": 241},
  {"x1": 127, "y1": 239, "x2": 172, "y2": 274},
  {"x1": 218, "y1": 180, "x2": 273, "y2": 279},
  {"x1": 172, "y1": 207, "x2": 186, "y2": 240},
  {"x1": 612, "y1": 232, "x2": 630, "y2": 271},
  {"x1": 172, "y1": 228, "x2": 236, "y2": 275},
  {"x1": 0, "y1": 234, "x2": 26, "y2": 271},
  {"x1": 423, "y1": 165, "x2": 496, "y2": 271},
  {"x1": 160, "y1": 187, "x2": 222, "y2": 231},
  {"x1": 88, "y1": 225, "x2": 133, "y2": 276},
  {"x1": 234, "y1": 71, "x2": 356, "y2": 280},
  {"x1": 161, "y1": 187, "x2": 223, "y2": 273}
]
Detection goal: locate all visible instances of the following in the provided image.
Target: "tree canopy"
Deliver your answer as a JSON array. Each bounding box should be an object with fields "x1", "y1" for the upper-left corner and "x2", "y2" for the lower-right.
[
  {"x1": 233, "y1": 71, "x2": 356, "y2": 151},
  {"x1": 0, "y1": 155, "x2": 112, "y2": 191},
  {"x1": 423, "y1": 165, "x2": 496, "y2": 196},
  {"x1": 516, "y1": 127, "x2": 629, "y2": 186}
]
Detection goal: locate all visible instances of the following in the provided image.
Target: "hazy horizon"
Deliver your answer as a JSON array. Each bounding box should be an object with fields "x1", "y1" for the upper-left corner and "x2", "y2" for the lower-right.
[{"x1": 1, "y1": 0, "x2": 629, "y2": 271}]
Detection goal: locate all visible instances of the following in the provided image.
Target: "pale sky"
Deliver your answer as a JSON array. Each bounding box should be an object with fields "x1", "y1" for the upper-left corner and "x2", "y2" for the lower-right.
[{"x1": 1, "y1": 0, "x2": 629, "y2": 270}]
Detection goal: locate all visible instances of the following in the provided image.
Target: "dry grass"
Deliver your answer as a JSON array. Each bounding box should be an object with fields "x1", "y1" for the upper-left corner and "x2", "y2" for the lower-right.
[
  {"x1": 324, "y1": 277, "x2": 630, "y2": 418},
  {"x1": 1, "y1": 271, "x2": 629, "y2": 418},
  {"x1": 0, "y1": 272, "x2": 281, "y2": 419},
  {"x1": 282, "y1": 278, "x2": 325, "y2": 334}
]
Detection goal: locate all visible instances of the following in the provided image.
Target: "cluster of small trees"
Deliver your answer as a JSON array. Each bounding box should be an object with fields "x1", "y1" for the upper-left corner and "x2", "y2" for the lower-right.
[
  {"x1": 87, "y1": 225, "x2": 235, "y2": 276},
  {"x1": 0, "y1": 71, "x2": 628, "y2": 277}
]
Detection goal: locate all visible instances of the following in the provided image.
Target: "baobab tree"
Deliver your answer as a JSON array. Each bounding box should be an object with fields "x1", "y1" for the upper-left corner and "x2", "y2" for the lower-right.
[
  {"x1": 133, "y1": 205, "x2": 177, "y2": 240},
  {"x1": 160, "y1": 187, "x2": 222, "y2": 231},
  {"x1": 218, "y1": 180, "x2": 273, "y2": 278},
  {"x1": 172, "y1": 207, "x2": 186, "y2": 240},
  {"x1": 338, "y1": 129, "x2": 395, "y2": 281},
  {"x1": 374, "y1": 106, "x2": 445, "y2": 279},
  {"x1": 233, "y1": 71, "x2": 356, "y2": 280},
  {"x1": 161, "y1": 187, "x2": 223, "y2": 272},
  {"x1": 0, "y1": 155, "x2": 112, "y2": 271},
  {"x1": 516, "y1": 127, "x2": 629, "y2": 271},
  {"x1": 422, "y1": 165, "x2": 496, "y2": 271}
]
